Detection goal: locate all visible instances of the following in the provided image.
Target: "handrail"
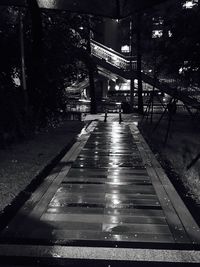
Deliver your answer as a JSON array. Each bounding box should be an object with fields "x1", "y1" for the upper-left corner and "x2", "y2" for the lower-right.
[
  {"x1": 91, "y1": 39, "x2": 137, "y2": 71},
  {"x1": 91, "y1": 40, "x2": 135, "y2": 60},
  {"x1": 104, "y1": 103, "x2": 122, "y2": 124}
]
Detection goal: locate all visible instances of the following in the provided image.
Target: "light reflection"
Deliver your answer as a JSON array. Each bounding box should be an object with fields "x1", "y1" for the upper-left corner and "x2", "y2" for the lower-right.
[
  {"x1": 77, "y1": 195, "x2": 83, "y2": 203},
  {"x1": 112, "y1": 234, "x2": 122, "y2": 241},
  {"x1": 109, "y1": 216, "x2": 119, "y2": 224},
  {"x1": 50, "y1": 198, "x2": 60, "y2": 207},
  {"x1": 57, "y1": 187, "x2": 62, "y2": 192},
  {"x1": 111, "y1": 169, "x2": 120, "y2": 173},
  {"x1": 111, "y1": 178, "x2": 119, "y2": 184},
  {"x1": 112, "y1": 199, "x2": 121, "y2": 205},
  {"x1": 48, "y1": 208, "x2": 58, "y2": 213},
  {"x1": 111, "y1": 132, "x2": 121, "y2": 141},
  {"x1": 109, "y1": 194, "x2": 121, "y2": 206},
  {"x1": 112, "y1": 209, "x2": 119, "y2": 215},
  {"x1": 112, "y1": 158, "x2": 119, "y2": 164}
]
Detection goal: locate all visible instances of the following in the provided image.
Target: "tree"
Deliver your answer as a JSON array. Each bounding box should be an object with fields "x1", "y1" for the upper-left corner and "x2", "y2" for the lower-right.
[
  {"x1": 24, "y1": 3, "x2": 97, "y2": 127},
  {"x1": 140, "y1": 0, "x2": 200, "y2": 91},
  {"x1": 0, "y1": 2, "x2": 97, "y2": 146},
  {"x1": 0, "y1": 7, "x2": 26, "y2": 145}
]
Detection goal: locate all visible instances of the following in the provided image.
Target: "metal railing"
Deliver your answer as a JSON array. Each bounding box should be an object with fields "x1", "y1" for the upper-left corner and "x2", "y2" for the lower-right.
[
  {"x1": 91, "y1": 39, "x2": 137, "y2": 71},
  {"x1": 104, "y1": 103, "x2": 122, "y2": 124}
]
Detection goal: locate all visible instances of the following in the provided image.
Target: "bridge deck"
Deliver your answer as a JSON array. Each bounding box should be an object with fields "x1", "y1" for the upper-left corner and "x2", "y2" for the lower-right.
[{"x1": 0, "y1": 121, "x2": 200, "y2": 254}]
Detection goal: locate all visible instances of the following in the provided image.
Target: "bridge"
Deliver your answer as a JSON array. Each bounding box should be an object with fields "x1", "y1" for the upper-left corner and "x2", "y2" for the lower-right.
[{"x1": 91, "y1": 39, "x2": 200, "y2": 112}]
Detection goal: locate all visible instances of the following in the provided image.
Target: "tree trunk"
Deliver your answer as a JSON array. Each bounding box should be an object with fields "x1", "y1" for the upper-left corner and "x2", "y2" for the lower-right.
[{"x1": 28, "y1": 0, "x2": 47, "y2": 127}]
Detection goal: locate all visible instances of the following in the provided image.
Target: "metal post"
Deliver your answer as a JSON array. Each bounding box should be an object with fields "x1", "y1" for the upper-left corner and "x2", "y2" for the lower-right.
[
  {"x1": 130, "y1": 17, "x2": 134, "y2": 110},
  {"x1": 104, "y1": 110, "x2": 107, "y2": 122},
  {"x1": 119, "y1": 105, "x2": 122, "y2": 124},
  {"x1": 136, "y1": 12, "x2": 144, "y2": 114}
]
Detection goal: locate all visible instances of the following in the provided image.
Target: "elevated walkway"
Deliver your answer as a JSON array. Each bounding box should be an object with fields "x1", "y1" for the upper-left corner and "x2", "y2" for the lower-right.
[
  {"x1": 0, "y1": 117, "x2": 200, "y2": 265},
  {"x1": 91, "y1": 40, "x2": 200, "y2": 111},
  {"x1": 91, "y1": 39, "x2": 136, "y2": 80}
]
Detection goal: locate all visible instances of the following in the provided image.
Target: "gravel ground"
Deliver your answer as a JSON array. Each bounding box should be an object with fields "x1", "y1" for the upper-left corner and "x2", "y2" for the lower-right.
[
  {"x1": 0, "y1": 120, "x2": 84, "y2": 212},
  {"x1": 139, "y1": 110, "x2": 200, "y2": 204}
]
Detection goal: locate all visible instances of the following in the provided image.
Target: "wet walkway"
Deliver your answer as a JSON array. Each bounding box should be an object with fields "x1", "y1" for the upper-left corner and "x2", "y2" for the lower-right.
[{"x1": 0, "y1": 118, "x2": 200, "y2": 264}]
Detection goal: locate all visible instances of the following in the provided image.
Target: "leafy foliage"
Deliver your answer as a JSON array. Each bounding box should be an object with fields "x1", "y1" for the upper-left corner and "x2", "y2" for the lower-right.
[
  {"x1": 140, "y1": 0, "x2": 200, "y2": 88},
  {"x1": 25, "y1": 7, "x2": 91, "y2": 127},
  {"x1": 0, "y1": 5, "x2": 93, "y2": 146},
  {"x1": 0, "y1": 7, "x2": 25, "y2": 146}
]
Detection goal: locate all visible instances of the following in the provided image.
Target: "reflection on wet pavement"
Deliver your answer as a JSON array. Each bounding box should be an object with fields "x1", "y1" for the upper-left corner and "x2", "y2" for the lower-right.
[
  {"x1": 42, "y1": 122, "x2": 175, "y2": 243},
  {"x1": 3, "y1": 122, "x2": 198, "y2": 246}
]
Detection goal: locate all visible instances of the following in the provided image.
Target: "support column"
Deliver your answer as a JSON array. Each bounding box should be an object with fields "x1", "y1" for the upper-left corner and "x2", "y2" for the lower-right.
[
  {"x1": 87, "y1": 16, "x2": 97, "y2": 114},
  {"x1": 130, "y1": 17, "x2": 134, "y2": 110},
  {"x1": 136, "y1": 13, "x2": 144, "y2": 114},
  {"x1": 102, "y1": 79, "x2": 109, "y2": 98}
]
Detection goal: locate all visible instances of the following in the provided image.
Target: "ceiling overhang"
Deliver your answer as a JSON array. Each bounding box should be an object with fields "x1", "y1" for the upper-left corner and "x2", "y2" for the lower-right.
[{"x1": 1, "y1": 0, "x2": 169, "y2": 18}]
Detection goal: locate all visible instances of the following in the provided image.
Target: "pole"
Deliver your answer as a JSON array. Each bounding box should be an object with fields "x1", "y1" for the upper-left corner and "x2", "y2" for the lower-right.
[
  {"x1": 19, "y1": 9, "x2": 28, "y2": 113},
  {"x1": 136, "y1": 12, "x2": 144, "y2": 114},
  {"x1": 119, "y1": 105, "x2": 122, "y2": 124},
  {"x1": 130, "y1": 17, "x2": 134, "y2": 111}
]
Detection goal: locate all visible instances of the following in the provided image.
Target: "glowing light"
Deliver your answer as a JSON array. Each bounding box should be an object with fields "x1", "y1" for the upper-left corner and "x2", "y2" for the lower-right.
[
  {"x1": 168, "y1": 30, "x2": 172, "y2": 37},
  {"x1": 152, "y1": 30, "x2": 163, "y2": 38},
  {"x1": 179, "y1": 67, "x2": 183, "y2": 74},
  {"x1": 121, "y1": 45, "x2": 130, "y2": 53},
  {"x1": 115, "y1": 85, "x2": 120, "y2": 91},
  {"x1": 13, "y1": 77, "x2": 21, "y2": 86},
  {"x1": 183, "y1": 0, "x2": 198, "y2": 9}
]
